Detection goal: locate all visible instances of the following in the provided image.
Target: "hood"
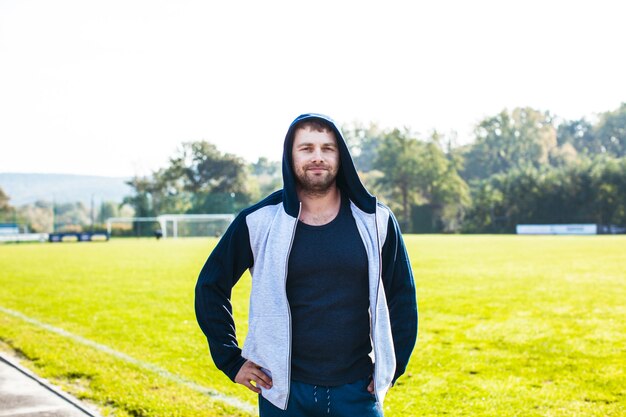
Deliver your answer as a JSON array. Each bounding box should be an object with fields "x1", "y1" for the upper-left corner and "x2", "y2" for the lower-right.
[{"x1": 282, "y1": 113, "x2": 376, "y2": 217}]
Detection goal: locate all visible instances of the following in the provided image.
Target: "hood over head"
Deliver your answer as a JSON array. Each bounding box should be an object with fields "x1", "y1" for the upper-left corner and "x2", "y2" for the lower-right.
[{"x1": 282, "y1": 113, "x2": 376, "y2": 217}]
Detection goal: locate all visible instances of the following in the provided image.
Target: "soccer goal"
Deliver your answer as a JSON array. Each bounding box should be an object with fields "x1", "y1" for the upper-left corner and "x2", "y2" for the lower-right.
[
  {"x1": 106, "y1": 214, "x2": 234, "y2": 238},
  {"x1": 158, "y1": 214, "x2": 234, "y2": 238}
]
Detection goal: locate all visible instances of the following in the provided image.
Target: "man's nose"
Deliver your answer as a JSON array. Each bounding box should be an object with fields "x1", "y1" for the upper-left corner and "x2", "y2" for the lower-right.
[{"x1": 311, "y1": 147, "x2": 324, "y2": 162}]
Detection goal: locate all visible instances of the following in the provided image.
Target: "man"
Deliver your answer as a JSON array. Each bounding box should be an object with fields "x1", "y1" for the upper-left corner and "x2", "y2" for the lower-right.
[{"x1": 195, "y1": 113, "x2": 417, "y2": 416}]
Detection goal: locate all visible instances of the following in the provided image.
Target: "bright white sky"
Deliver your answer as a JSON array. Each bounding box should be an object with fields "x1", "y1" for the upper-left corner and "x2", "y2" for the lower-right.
[{"x1": 1, "y1": 0, "x2": 624, "y2": 177}]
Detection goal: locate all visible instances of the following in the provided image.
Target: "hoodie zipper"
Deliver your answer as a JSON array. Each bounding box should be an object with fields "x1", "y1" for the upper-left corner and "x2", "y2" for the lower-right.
[
  {"x1": 282, "y1": 202, "x2": 301, "y2": 409},
  {"x1": 372, "y1": 201, "x2": 383, "y2": 404}
]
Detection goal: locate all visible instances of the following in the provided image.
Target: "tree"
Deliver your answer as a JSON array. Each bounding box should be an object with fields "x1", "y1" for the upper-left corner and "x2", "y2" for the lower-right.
[
  {"x1": 464, "y1": 167, "x2": 552, "y2": 233},
  {"x1": 52, "y1": 201, "x2": 92, "y2": 232},
  {"x1": 0, "y1": 187, "x2": 13, "y2": 221},
  {"x1": 124, "y1": 141, "x2": 256, "y2": 216},
  {"x1": 15, "y1": 201, "x2": 52, "y2": 233},
  {"x1": 593, "y1": 102, "x2": 626, "y2": 157},
  {"x1": 343, "y1": 122, "x2": 385, "y2": 173},
  {"x1": 462, "y1": 156, "x2": 626, "y2": 233},
  {"x1": 374, "y1": 129, "x2": 424, "y2": 231},
  {"x1": 589, "y1": 155, "x2": 626, "y2": 225},
  {"x1": 462, "y1": 107, "x2": 557, "y2": 180},
  {"x1": 123, "y1": 176, "x2": 160, "y2": 218},
  {"x1": 373, "y1": 129, "x2": 470, "y2": 232},
  {"x1": 555, "y1": 103, "x2": 626, "y2": 158},
  {"x1": 549, "y1": 142, "x2": 579, "y2": 167},
  {"x1": 250, "y1": 157, "x2": 281, "y2": 196},
  {"x1": 98, "y1": 201, "x2": 120, "y2": 224},
  {"x1": 422, "y1": 134, "x2": 471, "y2": 232},
  {"x1": 167, "y1": 141, "x2": 255, "y2": 213},
  {"x1": 556, "y1": 118, "x2": 599, "y2": 155}
]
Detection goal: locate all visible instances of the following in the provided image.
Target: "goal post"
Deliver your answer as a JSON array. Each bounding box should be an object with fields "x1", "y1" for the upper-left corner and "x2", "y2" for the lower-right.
[
  {"x1": 106, "y1": 214, "x2": 235, "y2": 238},
  {"x1": 158, "y1": 214, "x2": 234, "y2": 238}
]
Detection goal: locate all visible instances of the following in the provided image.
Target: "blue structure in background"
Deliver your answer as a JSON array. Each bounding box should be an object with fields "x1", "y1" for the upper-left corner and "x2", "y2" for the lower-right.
[
  {"x1": 0, "y1": 223, "x2": 21, "y2": 234},
  {"x1": 48, "y1": 232, "x2": 110, "y2": 242}
]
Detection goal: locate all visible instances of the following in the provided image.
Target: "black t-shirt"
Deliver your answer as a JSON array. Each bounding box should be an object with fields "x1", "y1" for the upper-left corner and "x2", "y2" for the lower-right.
[{"x1": 286, "y1": 194, "x2": 373, "y2": 386}]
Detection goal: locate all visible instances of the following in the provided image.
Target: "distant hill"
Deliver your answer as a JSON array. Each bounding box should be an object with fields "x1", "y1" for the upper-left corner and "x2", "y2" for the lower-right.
[{"x1": 0, "y1": 173, "x2": 133, "y2": 206}]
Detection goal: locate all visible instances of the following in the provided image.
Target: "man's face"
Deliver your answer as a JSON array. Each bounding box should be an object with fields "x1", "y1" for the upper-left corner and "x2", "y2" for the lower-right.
[{"x1": 292, "y1": 127, "x2": 340, "y2": 194}]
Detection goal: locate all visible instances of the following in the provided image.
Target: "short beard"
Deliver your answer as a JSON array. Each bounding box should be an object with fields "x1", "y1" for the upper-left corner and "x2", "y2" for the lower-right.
[{"x1": 294, "y1": 169, "x2": 338, "y2": 197}]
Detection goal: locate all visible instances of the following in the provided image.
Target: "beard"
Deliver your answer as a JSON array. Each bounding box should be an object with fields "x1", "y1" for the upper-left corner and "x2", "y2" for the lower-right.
[{"x1": 293, "y1": 164, "x2": 339, "y2": 196}]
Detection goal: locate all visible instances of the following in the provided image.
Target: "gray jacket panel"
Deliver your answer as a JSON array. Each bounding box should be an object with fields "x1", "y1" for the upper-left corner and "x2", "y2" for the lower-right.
[{"x1": 244, "y1": 200, "x2": 395, "y2": 410}]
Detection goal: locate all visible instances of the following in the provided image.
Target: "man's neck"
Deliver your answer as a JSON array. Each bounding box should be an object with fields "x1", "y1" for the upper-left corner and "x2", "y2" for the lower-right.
[{"x1": 296, "y1": 184, "x2": 342, "y2": 226}]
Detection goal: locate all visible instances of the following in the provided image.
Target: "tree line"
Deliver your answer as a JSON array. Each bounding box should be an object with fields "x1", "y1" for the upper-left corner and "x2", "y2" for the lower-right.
[
  {"x1": 1, "y1": 103, "x2": 624, "y2": 234},
  {"x1": 346, "y1": 103, "x2": 626, "y2": 232},
  {"x1": 0, "y1": 196, "x2": 132, "y2": 234},
  {"x1": 119, "y1": 102, "x2": 625, "y2": 233}
]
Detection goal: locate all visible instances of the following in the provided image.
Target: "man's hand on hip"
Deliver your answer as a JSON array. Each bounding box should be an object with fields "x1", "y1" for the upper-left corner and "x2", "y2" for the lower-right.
[
  {"x1": 367, "y1": 375, "x2": 394, "y2": 394},
  {"x1": 234, "y1": 360, "x2": 273, "y2": 393}
]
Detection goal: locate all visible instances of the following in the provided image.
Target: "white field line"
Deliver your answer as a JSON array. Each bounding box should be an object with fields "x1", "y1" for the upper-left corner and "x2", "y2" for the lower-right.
[{"x1": 0, "y1": 305, "x2": 256, "y2": 415}]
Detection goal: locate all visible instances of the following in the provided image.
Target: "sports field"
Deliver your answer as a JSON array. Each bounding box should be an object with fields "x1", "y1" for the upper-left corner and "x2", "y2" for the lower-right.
[{"x1": 0, "y1": 236, "x2": 624, "y2": 416}]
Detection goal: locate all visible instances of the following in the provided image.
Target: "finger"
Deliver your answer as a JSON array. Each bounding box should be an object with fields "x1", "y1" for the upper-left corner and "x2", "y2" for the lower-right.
[
  {"x1": 367, "y1": 380, "x2": 375, "y2": 393},
  {"x1": 250, "y1": 369, "x2": 273, "y2": 388},
  {"x1": 243, "y1": 361, "x2": 272, "y2": 386},
  {"x1": 243, "y1": 379, "x2": 261, "y2": 394},
  {"x1": 249, "y1": 376, "x2": 271, "y2": 391},
  {"x1": 247, "y1": 370, "x2": 272, "y2": 389}
]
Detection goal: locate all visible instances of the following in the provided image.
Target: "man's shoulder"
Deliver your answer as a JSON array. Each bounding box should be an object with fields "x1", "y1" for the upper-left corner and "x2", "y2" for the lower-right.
[
  {"x1": 223, "y1": 191, "x2": 285, "y2": 242},
  {"x1": 237, "y1": 190, "x2": 284, "y2": 219},
  {"x1": 232, "y1": 190, "x2": 288, "y2": 234},
  {"x1": 376, "y1": 201, "x2": 400, "y2": 226}
]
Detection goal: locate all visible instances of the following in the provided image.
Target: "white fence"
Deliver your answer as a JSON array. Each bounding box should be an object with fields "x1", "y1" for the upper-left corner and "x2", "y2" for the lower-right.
[
  {"x1": 516, "y1": 224, "x2": 597, "y2": 235},
  {"x1": 0, "y1": 233, "x2": 48, "y2": 243}
]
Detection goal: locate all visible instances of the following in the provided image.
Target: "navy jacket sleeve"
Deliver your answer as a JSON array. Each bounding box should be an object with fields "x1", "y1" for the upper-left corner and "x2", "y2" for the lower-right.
[
  {"x1": 381, "y1": 212, "x2": 418, "y2": 384},
  {"x1": 194, "y1": 213, "x2": 254, "y2": 381}
]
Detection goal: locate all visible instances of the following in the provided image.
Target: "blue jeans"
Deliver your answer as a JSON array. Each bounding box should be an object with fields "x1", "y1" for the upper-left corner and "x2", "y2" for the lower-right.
[{"x1": 258, "y1": 377, "x2": 384, "y2": 417}]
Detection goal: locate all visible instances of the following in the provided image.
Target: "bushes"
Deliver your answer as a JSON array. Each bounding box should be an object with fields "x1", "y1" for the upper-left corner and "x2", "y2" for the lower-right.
[{"x1": 462, "y1": 156, "x2": 626, "y2": 233}]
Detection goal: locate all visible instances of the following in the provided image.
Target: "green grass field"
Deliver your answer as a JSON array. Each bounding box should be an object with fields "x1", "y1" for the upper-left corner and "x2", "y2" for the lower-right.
[{"x1": 0, "y1": 236, "x2": 624, "y2": 416}]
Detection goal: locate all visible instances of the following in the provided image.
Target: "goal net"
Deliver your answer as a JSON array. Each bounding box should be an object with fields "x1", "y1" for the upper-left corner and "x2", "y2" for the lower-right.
[
  {"x1": 106, "y1": 214, "x2": 234, "y2": 238},
  {"x1": 159, "y1": 214, "x2": 234, "y2": 238}
]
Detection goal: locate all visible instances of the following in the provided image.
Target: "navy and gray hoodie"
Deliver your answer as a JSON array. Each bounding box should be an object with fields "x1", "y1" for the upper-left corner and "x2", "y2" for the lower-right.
[{"x1": 195, "y1": 113, "x2": 418, "y2": 410}]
